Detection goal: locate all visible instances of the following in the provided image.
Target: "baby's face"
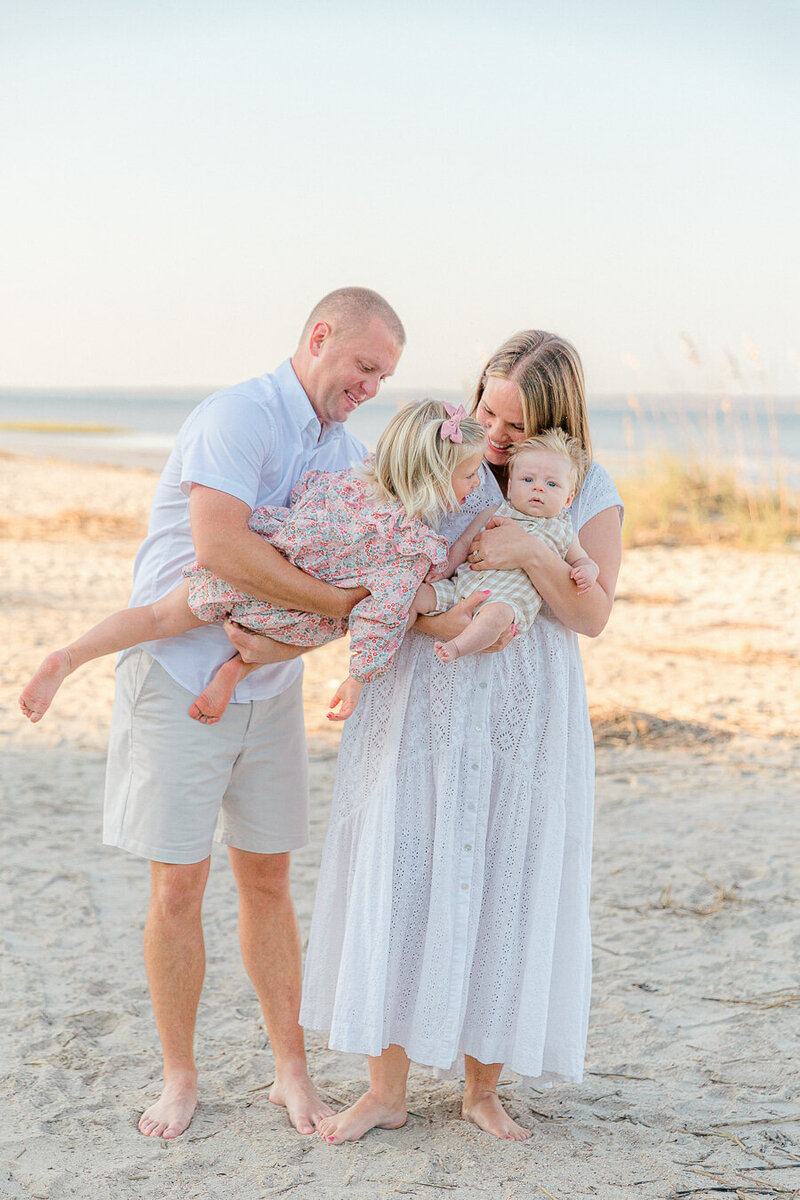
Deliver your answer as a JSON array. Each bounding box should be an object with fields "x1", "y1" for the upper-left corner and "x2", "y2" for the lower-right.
[{"x1": 507, "y1": 448, "x2": 574, "y2": 518}]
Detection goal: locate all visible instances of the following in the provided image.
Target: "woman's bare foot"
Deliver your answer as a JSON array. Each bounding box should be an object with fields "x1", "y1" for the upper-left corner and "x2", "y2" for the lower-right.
[
  {"x1": 138, "y1": 1069, "x2": 198, "y2": 1139},
  {"x1": 317, "y1": 1090, "x2": 407, "y2": 1144},
  {"x1": 462, "y1": 1090, "x2": 531, "y2": 1141},
  {"x1": 269, "y1": 1069, "x2": 334, "y2": 1135},
  {"x1": 19, "y1": 649, "x2": 73, "y2": 722},
  {"x1": 434, "y1": 639, "x2": 460, "y2": 664},
  {"x1": 188, "y1": 656, "x2": 247, "y2": 724}
]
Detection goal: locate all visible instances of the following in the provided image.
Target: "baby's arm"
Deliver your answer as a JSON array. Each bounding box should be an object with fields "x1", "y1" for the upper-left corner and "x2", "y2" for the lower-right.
[{"x1": 564, "y1": 535, "x2": 600, "y2": 595}]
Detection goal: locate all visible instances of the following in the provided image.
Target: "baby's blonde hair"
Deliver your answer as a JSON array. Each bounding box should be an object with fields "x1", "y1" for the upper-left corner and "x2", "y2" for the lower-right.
[
  {"x1": 360, "y1": 399, "x2": 486, "y2": 524},
  {"x1": 507, "y1": 428, "x2": 588, "y2": 494}
]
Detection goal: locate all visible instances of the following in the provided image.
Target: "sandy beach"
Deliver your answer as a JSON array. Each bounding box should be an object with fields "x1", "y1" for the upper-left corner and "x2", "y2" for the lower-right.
[{"x1": 2, "y1": 452, "x2": 799, "y2": 1200}]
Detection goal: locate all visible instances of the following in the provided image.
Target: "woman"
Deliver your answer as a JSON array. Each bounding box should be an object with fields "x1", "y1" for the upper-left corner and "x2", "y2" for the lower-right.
[{"x1": 299, "y1": 330, "x2": 624, "y2": 1143}]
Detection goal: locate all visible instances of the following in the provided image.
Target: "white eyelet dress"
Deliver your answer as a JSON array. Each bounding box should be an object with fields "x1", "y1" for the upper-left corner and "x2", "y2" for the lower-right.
[{"x1": 300, "y1": 462, "x2": 624, "y2": 1087}]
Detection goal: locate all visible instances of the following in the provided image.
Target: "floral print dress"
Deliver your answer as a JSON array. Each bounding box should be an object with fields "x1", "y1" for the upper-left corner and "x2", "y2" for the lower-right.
[{"x1": 185, "y1": 469, "x2": 449, "y2": 683}]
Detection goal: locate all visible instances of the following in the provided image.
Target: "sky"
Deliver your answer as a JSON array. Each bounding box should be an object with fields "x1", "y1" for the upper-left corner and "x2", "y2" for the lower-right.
[{"x1": 2, "y1": 0, "x2": 798, "y2": 396}]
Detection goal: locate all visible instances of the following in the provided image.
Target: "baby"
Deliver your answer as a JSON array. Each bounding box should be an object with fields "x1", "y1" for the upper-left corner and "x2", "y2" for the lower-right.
[{"x1": 416, "y1": 428, "x2": 599, "y2": 663}]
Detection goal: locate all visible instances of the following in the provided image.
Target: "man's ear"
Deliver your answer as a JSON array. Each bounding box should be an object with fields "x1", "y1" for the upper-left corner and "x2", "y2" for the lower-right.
[{"x1": 308, "y1": 321, "x2": 331, "y2": 358}]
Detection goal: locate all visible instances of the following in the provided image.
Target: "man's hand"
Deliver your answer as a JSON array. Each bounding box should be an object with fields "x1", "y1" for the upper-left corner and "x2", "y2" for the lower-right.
[
  {"x1": 223, "y1": 621, "x2": 304, "y2": 665},
  {"x1": 327, "y1": 676, "x2": 364, "y2": 722}
]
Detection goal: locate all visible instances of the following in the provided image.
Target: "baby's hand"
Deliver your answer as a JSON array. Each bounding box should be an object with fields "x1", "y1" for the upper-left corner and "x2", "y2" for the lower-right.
[
  {"x1": 570, "y1": 561, "x2": 599, "y2": 595},
  {"x1": 327, "y1": 675, "x2": 364, "y2": 722}
]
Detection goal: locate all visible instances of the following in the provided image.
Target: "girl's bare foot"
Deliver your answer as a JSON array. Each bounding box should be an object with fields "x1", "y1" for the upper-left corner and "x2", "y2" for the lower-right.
[
  {"x1": 138, "y1": 1069, "x2": 198, "y2": 1139},
  {"x1": 317, "y1": 1091, "x2": 407, "y2": 1144},
  {"x1": 188, "y1": 657, "x2": 247, "y2": 724},
  {"x1": 462, "y1": 1091, "x2": 531, "y2": 1141},
  {"x1": 19, "y1": 649, "x2": 73, "y2": 722},
  {"x1": 434, "y1": 640, "x2": 460, "y2": 664}
]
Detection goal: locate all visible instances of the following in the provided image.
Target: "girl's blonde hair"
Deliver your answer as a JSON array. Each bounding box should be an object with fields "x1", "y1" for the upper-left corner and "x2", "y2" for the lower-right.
[
  {"x1": 360, "y1": 399, "x2": 486, "y2": 524},
  {"x1": 508, "y1": 428, "x2": 589, "y2": 494},
  {"x1": 471, "y1": 330, "x2": 592, "y2": 460}
]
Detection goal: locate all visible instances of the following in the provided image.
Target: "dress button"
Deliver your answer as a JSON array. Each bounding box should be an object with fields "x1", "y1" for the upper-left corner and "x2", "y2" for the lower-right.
[
  {"x1": 475, "y1": 724, "x2": 482, "y2": 732},
  {"x1": 461, "y1": 883, "x2": 469, "y2": 891},
  {"x1": 479, "y1": 682, "x2": 487, "y2": 689},
  {"x1": 467, "y1": 802, "x2": 476, "y2": 812},
  {"x1": 471, "y1": 763, "x2": 478, "y2": 771},
  {"x1": 464, "y1": 843, "x2": 472, "y2": 852}
]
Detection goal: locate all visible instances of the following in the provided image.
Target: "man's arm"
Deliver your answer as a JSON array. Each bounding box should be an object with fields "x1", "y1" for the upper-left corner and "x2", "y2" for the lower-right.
[{"x1": 190, "y1": 484, "x2": 367, "y2": 620}]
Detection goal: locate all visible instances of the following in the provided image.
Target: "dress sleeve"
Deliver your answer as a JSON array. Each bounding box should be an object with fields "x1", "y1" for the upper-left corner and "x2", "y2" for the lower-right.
[
  {"x1": 347, "y1": 555, "x2": 431, "y2": 682},
  {"x1": 569, "y1": 462, "x2": 624, "y2": 533}
]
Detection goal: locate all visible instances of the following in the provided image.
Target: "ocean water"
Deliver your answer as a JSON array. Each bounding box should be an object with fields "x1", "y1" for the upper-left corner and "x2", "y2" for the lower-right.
[{"x1": 1, "y1": 385, "x2": 799, "y2": 488}]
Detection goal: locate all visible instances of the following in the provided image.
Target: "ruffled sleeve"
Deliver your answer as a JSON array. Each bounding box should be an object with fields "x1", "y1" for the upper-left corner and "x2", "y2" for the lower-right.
[{"x1": 569, "y1": 462, "x2": 624, "y2": 533}]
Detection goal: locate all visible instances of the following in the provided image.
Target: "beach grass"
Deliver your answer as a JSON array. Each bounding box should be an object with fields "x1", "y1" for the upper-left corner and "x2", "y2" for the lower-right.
[
  {"x1": 620, "y1": 456, "x2": 800, "y2": 549},
  {"x1": 0, "y1": 420, "x2": 128, "y2": 434}
]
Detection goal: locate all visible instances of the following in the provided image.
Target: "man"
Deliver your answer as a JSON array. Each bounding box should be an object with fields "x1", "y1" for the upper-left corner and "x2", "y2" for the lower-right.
[{"x1": 104, "y1": 287, "x2": 404, "y2": 1139}]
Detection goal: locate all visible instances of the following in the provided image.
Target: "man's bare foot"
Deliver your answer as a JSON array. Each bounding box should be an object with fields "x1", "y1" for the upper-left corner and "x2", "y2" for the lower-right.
[
  {"x1": 317, "y1": 1091, "x2": 407, "y2": 1144},
  {"x1": 138, "y1": 1070, "x2": 198, "y2": 1139},
  {"x1": 188, "y1": 657, "x2": 246, "y2": 724},
  {"x1": 19, "y1": 649, "x2": 73, "y2": 722},
  {"x1": 270, "y1": 1069, "x2": 335, "y2": 1135},
  {"x1": 462, "y1": 1091, "x2": 531, "y2": 1141},
  {"x1": 434, "y1": 640, "x2": 460, "y2": 664}
]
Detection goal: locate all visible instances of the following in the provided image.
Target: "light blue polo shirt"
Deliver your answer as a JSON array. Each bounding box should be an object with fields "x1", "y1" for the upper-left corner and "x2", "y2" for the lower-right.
[{"x1": 122, "y1": 359, "x2": 367, "y2": 701}]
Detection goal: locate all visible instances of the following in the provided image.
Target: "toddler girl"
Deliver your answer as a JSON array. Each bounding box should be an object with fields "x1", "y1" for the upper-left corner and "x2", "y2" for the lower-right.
[
  {"x1": 19, "y1": 401, "x2": 487, "y2": 726},
  {"x1": 414, "y1": 428, "x2": 599, "y2": 663}
]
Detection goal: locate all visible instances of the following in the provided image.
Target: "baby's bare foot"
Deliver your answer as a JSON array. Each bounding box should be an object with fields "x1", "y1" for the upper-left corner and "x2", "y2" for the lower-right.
[
  {"x1": 317, "y1": 1091, "x2": 407, "y2": 1144},
  {"x1": 462, "y1": 1091, "x2": 531, "y2": 1141},
  {"x1": 138, "y1": 1070, "x2": 198, "y2": 1139},
  {"x1": 19, "y1": 649, "x2": 73, "y2": 722},
  {"x1": 434, "y1": 640, "x2": 460, "y2": 665},
  {"x1": 269, "y1": 1069, "x2": 334, "y2": 1135},
  {"x1": 188, "y1": 657, "x2": 246, "y2": 724}
]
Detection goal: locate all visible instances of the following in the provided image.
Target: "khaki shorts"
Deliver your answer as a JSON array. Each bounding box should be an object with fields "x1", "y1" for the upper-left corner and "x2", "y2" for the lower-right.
[{"x1": 103, "y1": 650, "x2": 309, "y2": 863}]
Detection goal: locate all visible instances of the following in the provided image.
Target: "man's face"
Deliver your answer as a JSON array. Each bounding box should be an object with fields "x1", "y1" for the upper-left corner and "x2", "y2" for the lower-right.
[{"x1": 305, "y1": 317, "x2": 402, "y2": 426}]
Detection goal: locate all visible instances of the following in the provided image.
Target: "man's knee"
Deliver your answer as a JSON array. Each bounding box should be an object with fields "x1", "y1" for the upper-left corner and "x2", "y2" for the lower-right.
[
  {"x1": 230, "y1": 849, "x2": 291, "y2": 903},
  {"x1": 149, "y1": 859, "x2": 210, "y2": 920}
]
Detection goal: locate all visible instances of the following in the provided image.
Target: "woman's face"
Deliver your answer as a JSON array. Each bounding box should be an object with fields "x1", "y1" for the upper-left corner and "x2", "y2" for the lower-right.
[{"x1": 475, "y1": 376, "x2": 527, "y2": 466}]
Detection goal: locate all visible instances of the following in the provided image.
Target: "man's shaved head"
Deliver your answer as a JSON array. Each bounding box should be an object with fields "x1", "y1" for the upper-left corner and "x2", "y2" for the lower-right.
[{"x1": 300, "y1": 287, "x2": 406, "y2": 347}]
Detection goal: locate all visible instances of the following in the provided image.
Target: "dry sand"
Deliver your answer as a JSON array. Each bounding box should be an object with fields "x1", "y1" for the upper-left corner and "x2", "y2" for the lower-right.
[{"x1": 1, "y1": 452, "x2": 799, "y2": 1200}]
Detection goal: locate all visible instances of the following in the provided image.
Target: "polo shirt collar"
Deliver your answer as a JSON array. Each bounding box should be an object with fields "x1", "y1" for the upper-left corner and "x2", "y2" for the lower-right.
[{"x1": 272, "y1": 358, "x2": 345, "y2": 445}]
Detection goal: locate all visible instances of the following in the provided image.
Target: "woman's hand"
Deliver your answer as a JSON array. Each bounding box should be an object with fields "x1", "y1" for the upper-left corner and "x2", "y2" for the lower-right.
[
  {"x1": 414, "y1": 590, "x2": 516, "y2": 653},
  {"x1": 468, "y1": 517, "x2": 541, "y2": 572},
  {"x1": 223, "y1": 620, "x2": 305, "y2": 664}
]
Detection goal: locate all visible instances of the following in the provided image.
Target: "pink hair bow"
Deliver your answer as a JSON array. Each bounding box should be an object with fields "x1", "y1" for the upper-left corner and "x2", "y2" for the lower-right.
[{"x1": 440, "y1": 402, "x2": 467, "y2": 443}]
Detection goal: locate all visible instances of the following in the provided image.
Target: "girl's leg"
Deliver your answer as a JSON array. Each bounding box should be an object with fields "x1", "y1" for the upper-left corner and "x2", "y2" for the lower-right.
[
  {"x1": 434, "y1": 601, "x2": 515, "y2": 664},
  {"x1": 462, "y1": 1056, "x2": 531, "y2": 1141},
  {"x1": 19, "y1": 580, "x2": 202, "y2": 722},
  {"x1": 188, "y1": 656, "x2": 260, "y2": 725},
  {"x1": 317, "y1": 1043, "x2": 410, "y2": 1145}
]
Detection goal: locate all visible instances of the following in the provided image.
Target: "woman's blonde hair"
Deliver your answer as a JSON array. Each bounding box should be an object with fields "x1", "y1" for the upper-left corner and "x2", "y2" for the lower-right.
[
  {"x1": 471, "y1": 331, "x2": 592, "y2": 460},
  {"x1": 508, "y1": 428, "x2": 589, "y2": 494},
  {"x1": 360, "y1": 399, "x2": 486, "y2": 524}
]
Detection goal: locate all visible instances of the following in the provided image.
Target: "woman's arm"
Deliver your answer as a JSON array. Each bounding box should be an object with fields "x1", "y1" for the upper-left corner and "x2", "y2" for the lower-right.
[{"x1": 469, "y1": 507, "x2": 622, "y2": 637}]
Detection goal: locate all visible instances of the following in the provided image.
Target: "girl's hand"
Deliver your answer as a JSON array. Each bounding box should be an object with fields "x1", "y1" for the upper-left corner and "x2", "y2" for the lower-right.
[
  {"x1": 424, "y1": 537, "x2": 470, "y2": 583},
  {"x1": 327, "y1": 676, "x2": 364, "y2": 721},
  {"x1": 468, "y1": 518, "x2": 539, "y2": 572}
]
